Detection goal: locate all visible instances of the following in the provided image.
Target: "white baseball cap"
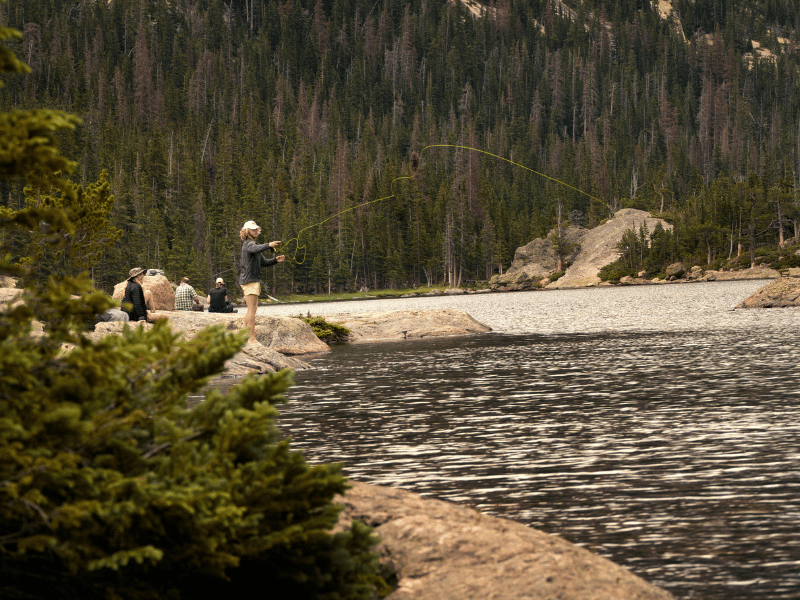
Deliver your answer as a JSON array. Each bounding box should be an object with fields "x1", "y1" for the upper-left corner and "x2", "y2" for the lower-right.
[
  {"x1": 215, "y1": 277, "x2": 224, "y2": 284},
  {"x1": 243, "y1": 220, "x2": 260, "y2": 230}
]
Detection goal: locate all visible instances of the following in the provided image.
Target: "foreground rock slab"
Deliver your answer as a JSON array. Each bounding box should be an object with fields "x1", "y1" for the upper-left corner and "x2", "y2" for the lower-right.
[
  {"x1": 165, "y1": 311, "x2": 330, "y2": 355},
  {"x1": 223, "y1": 342, "x2": 311, "y2": 376},
  {"x1": 327, "y1": 309, "x2": 491, "y2": 341},
  {"x1": 93, "y1": 312, "x2": 327, "y2": 374},
  {"x1": 337, "y1": 482, "x2": 674, "y2": 600},
  {"x1": 736, "y1": 276, "x2": 800, "y2": 308}
]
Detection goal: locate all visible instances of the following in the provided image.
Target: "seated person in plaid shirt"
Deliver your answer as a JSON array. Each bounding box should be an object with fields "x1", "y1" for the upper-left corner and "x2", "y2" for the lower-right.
[{"x1": 174, "y1": 277, "x2": 198, "y2": 310}]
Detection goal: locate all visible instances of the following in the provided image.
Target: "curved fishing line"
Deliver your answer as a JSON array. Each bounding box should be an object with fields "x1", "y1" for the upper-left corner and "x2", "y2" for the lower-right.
[
  {"x1": 278, "y1": 176, "x2": 414, "y2": 264},
  {"x1": 421, "y1": 144, "x2": 602, "y2": 203},
  {"x1": 279, "y1": 144, "x2": 602, "y2": 265}
]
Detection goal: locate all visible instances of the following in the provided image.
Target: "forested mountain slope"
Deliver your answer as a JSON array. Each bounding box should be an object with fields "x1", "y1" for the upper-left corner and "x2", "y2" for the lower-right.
[{"x1": 1, "y1": 0, "x2": 799, "y2": 293}]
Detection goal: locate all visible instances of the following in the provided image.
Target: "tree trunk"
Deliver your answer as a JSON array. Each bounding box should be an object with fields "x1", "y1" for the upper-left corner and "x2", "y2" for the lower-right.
[{"x1": 728, "y1": 225, "x2": 734, "y2": 259}]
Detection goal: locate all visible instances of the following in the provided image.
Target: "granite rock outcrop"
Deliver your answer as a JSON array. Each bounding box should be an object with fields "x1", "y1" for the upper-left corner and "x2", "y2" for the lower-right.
[
  {"x1": 91, "y1": 312, "x2": 326, "y2": 374},
  {"x1": 337, "y1": 481, "x2": 675, "y2": 600},
  {"x1": 3, "y1": 283, "x2": 494, "y2": 374},
  {"x1": 491, "y1": 209, "x2": 672, "y2": 290},
  {"x1": 503, "y1": 225, "x2": 585, "y2": 281},
  {"x1": 548, "y1": 209, "x2": 674, "y2": 289},
  {"x1": 327, "y1": 308, "x2": 491, "y2": 341},
  {"x1": 489, "y1": 208, "x2": 789, "y2": 289},
  {"x1": 736, "y1": 275, "x2": 800, "y2": 308},
  {"x1": 164, "y1": 311, "x2": 330, "y2": 355},
  {"x1": 89, "y1": 309, "x2": 492, "y2": 372}
]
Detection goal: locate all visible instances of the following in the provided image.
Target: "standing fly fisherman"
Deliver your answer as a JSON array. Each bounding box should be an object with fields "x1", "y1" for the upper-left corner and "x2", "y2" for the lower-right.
[{"x1": 239, "y1": 220, "x2": 285, "y2": 344}]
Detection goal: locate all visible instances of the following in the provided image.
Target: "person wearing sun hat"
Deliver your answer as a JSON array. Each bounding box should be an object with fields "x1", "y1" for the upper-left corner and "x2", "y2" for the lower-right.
[
  {"x1": 239, "y1": 220, "x2": 284, "y2": 343},
  {"x1": 121, "y1": 267, "x2": 150, "y2": 322}
]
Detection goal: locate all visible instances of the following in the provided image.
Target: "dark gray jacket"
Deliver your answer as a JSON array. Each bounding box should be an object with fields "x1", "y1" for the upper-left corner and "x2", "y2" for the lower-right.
[
  {"x1": 122, "y1": 280, "x2": 147, "y2": 321},
  {"x1": 239, "y1": 239, "x2": 277, "y2": 285}
]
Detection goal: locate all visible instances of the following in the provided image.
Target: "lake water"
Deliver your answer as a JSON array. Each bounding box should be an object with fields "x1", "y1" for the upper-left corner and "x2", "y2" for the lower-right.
[{"x1": 258, "y1": 280, "x2": 800, "y2": 600}]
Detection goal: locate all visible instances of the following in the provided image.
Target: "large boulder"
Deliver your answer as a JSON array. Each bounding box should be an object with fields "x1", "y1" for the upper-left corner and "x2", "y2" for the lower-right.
[
  {"x1": 491, "y1": 226, "x2": 584, "y2": 289},
  {"x1": 253, "y1": 315, "x2": 332, "y2": 355},
  {"x1": 327, "y1": 309, "x2": 491, "y2": 341},
  {"x1": 222, "y1": 342, "x2": 312, "y2": 375},
  {"x1": 91, "y1": 319, "x2": 311, "y2": 374},
  {"x1": 736, "y1": 276, "x2": 800, "y2": 308},
  {"x1": 665, "y1": 262, "x2": 686, "y2": 279},
  {"x1": 491, "y1": 209, "x2": 673, "y2": 291},
  {"x1": 112, "y1": 274, "x2": 175, "y2": 310},
  {"x1": 510, "y1": 226, "x2": 584, "y2": 277},
  {"x1": 337, "y1": 481, "x2": 675, "y2": 600},
  {"x1": 489, "y1": 270, "x2": 543, "y2": 291}
]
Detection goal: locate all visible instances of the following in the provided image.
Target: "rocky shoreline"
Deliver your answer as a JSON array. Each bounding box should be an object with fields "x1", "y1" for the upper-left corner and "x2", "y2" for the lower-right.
[
  {"x1": 487, "y1": 207, "x2": 800, "y2": 292},
  {"x1": 4, "y1": 268, "x2": 799, "y2": 377},
  {"x1": 491, "y1": 256, "x2": 787, "y2": 292}
]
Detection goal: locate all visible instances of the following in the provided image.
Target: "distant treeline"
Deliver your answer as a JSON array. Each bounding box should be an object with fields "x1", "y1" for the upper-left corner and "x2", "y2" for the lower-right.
[{"x1": 1, "y1": 0, "x2": 799, "y2": 293}]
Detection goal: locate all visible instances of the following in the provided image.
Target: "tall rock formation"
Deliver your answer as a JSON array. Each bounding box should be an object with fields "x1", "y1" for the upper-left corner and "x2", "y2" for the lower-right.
[
  {"x1": 491, "y1": 209, "x2": 672, "y2": 290},
  {"x1": 550, "y1": 209, "x2": 672, "y2": 288}
]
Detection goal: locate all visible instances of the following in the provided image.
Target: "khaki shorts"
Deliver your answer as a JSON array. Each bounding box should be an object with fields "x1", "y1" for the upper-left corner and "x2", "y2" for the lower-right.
[{"x1": 241, "y1": 281, "x2": 260, "y2": 297}]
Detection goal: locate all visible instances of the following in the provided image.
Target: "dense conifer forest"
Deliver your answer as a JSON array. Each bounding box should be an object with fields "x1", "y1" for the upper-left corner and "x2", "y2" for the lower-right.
[{"x1": 1, "y1": 0, "x2": 800, "y2": 294}]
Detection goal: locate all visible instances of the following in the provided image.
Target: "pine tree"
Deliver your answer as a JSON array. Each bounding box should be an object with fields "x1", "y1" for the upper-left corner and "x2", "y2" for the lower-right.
[
  {"x1": 16, "y1": 170, "x2": 122, "y2": 288},
  {"x1": 0, "y1": 30, "x2": 382, "y2": 600}
]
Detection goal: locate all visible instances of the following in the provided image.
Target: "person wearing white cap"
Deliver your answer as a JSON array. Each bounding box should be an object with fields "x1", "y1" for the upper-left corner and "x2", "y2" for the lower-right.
[
  {"x1": 239, "y1": 220, "x2": 284, "y2": 343},
  {"x1": 207, "y1": 276, "x2": 236, "y2": 313}
]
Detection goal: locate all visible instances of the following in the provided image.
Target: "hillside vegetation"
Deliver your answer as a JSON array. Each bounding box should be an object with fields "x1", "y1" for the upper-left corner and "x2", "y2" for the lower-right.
[{"x1": 1, "y1": 0, "x2": 799, "y2": 293}]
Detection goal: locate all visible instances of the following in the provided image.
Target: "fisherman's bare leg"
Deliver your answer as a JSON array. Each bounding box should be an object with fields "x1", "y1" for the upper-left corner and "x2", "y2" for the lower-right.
[{"x1": 244, "y1": 294, "x2": 259, "y2": 344}]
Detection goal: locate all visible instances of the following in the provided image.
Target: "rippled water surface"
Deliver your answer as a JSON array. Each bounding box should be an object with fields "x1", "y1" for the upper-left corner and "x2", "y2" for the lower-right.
[{"x1": 262, "y1": 281, "x2": 800, "y2": 600}]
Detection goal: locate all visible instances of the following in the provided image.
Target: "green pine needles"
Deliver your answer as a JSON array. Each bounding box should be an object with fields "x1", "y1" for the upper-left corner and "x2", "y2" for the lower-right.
[
  {"x1": 1, "y1": 307, "x2": 382, "y2": 599},
  {"x1": 0, "y1": 30, "x2": 382, "y2": 600}
]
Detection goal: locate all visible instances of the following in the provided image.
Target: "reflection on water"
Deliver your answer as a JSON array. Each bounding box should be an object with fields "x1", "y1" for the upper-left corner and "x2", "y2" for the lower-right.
[{"x1": 254, "y1": 281, "x2": 800, "y2": 600}]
